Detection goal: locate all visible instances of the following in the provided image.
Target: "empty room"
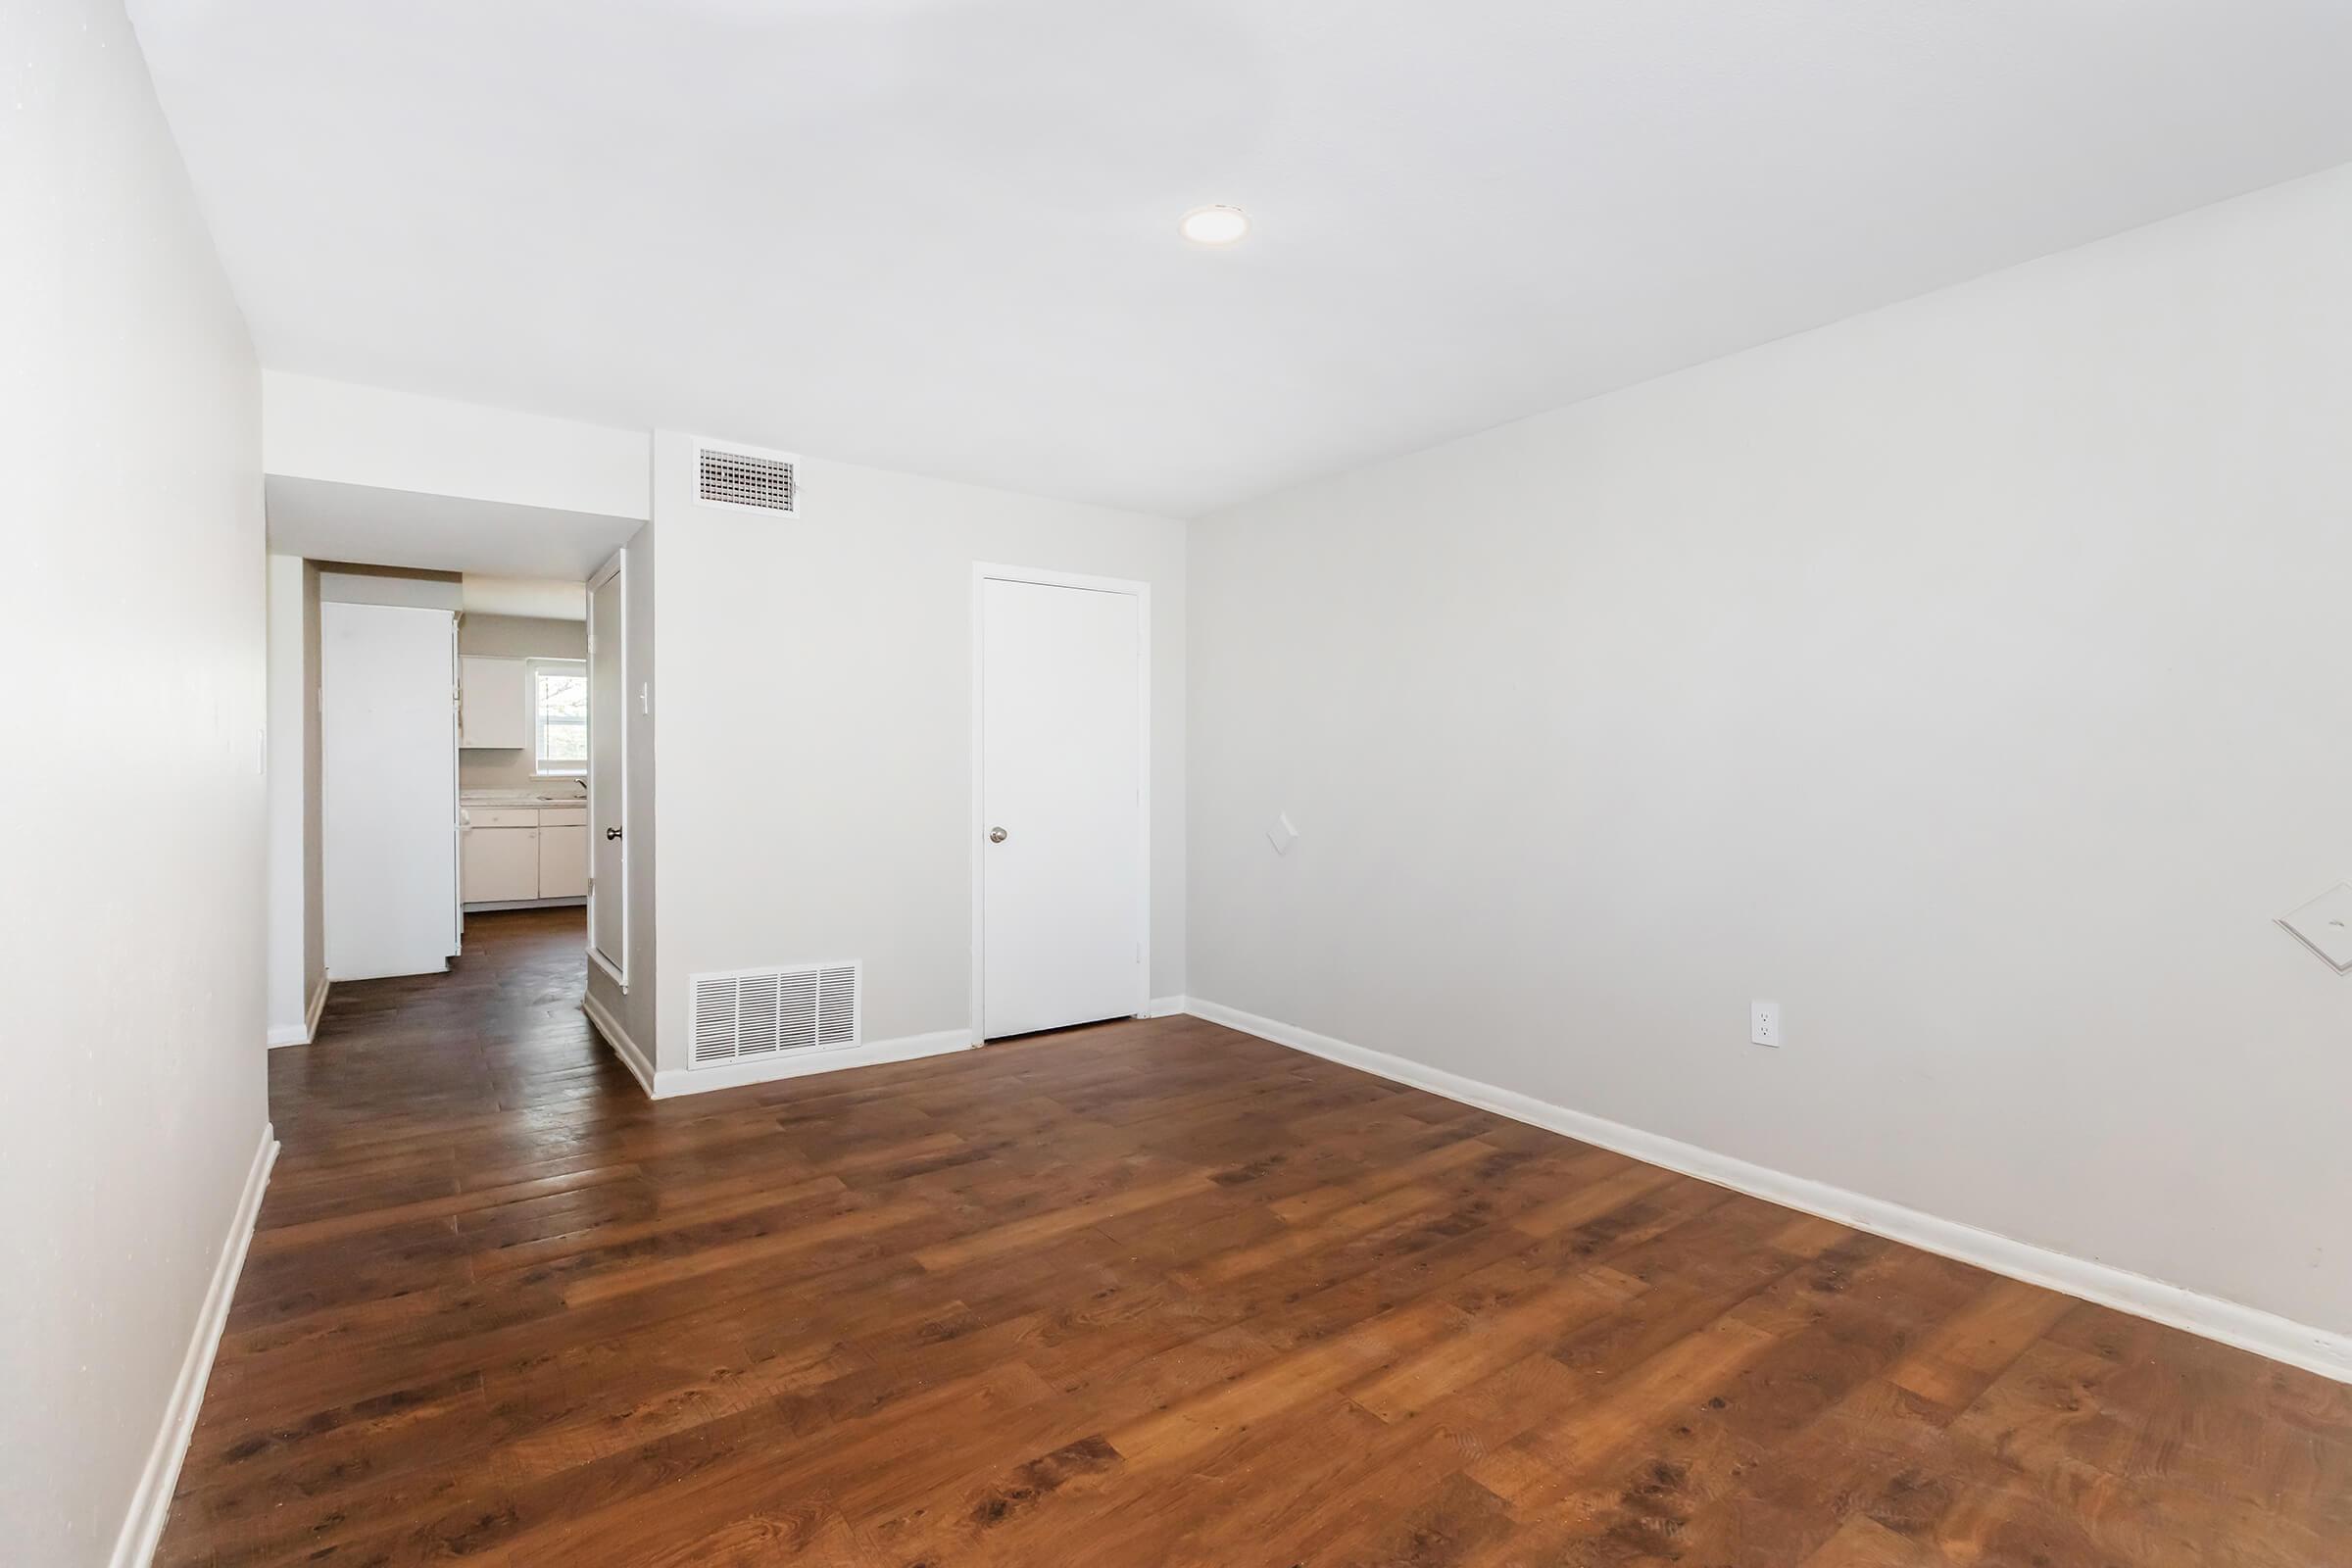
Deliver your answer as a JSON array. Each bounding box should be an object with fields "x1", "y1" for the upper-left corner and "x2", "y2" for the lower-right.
[{"x1": 10, "y1": 1, "x2": 2352, "y2": 1564}]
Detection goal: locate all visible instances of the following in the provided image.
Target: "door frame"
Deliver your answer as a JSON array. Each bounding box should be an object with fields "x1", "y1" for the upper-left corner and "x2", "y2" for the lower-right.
[
  {"x1": 969, "y1": 562, "x2": 1152, "y2": 1044},
  {"x1": 587, "y1": 549, "x2": 628, "y2": 990}
]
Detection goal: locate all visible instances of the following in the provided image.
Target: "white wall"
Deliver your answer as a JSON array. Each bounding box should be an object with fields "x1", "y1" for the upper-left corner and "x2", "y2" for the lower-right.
[
  {"x1": 1189, "y1": 163, "x2": 2352, "y2": 1338},
  {"x1": 0, "y1": 1, "x2": 270, "y2": 1560},
  {"x1": 266, "y1": 554, "x2": 308, "y2": 1040},
  {"x1": 263, "y1": 370, "x2": 651, "y2": 519},
  {"x1": 648, "y1": 436, "x2": 1186, "y2": 1077}
]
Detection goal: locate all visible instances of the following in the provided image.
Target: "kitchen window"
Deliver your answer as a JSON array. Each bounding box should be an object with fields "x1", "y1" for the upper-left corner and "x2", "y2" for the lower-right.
[{"x1": 531, "y1": 658, "x2": 587, "y2": 776}]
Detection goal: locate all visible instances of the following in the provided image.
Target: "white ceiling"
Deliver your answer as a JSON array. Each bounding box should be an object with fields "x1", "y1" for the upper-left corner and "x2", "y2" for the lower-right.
[
  {"x1": 135, "y1": 1, "x2": 2352, "y2": 517},
  {"x1": 267, "y1": 477, "x2": 639, "y2": 579}
]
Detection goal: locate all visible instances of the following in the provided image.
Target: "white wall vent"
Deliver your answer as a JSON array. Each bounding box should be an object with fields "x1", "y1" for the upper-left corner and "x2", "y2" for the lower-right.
[
  {"x1": 694, "y1": 439, "x2": 799, "y2": 516},
  {"x1": 691, "y1": 961, "x2": 858, "y2": 1067}
]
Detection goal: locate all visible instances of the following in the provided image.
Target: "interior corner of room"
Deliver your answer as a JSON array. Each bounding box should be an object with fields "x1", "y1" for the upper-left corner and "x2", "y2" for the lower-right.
[{"x1": 22, "y1": 2, "x2": 2352, "y2": 1565}]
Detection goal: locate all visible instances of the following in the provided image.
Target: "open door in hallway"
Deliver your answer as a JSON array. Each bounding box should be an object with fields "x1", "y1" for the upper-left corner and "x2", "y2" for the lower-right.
[{"x1": 587, "y1": 552, "x2": 627, "y2": 984}]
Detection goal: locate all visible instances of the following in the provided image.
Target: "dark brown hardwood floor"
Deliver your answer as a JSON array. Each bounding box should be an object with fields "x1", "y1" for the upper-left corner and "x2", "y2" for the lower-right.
[{"x1": 158, "y1": 907, "x2": 2351, "y2": 1566}]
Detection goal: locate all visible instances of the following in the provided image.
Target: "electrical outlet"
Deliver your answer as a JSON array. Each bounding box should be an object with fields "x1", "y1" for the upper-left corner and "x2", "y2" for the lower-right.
[
  {"x1": 1266, "y1": 811, "x2": 1299, "y2": 856},
  {"x1": 1750, "y1": 1001, "x2": 1781, "y2": 1048}
]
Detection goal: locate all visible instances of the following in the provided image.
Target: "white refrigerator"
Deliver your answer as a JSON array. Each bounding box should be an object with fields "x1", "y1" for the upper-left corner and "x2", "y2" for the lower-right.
[{"x1": 322, "y1": 601, "x2": 460, "y2": 980}]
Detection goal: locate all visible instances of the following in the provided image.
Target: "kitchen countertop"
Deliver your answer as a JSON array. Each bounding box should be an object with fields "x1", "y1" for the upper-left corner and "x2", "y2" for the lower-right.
[{"x1": 462, "y1": 788, "x2": 589, "y2": 808}]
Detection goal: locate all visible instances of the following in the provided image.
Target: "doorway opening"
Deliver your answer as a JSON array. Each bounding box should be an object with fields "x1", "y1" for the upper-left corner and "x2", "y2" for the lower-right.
[{"x1": 280, "y1": 561, "x2": 608, "y2": 1052}]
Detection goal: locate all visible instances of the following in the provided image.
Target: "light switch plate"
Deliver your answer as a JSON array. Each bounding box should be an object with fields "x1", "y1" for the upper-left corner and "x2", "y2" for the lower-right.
[
  {"x1": 1266, "y1": 811, "x2": 1299, "y2": 856},
  {"x1": 2278, "y1": 883, "x2": 2352, "y2": 972}
]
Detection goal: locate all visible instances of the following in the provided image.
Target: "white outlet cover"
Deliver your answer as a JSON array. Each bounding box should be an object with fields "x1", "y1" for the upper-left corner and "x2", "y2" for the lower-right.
[
  {"x1": 2278, "y1": 883, "x2": 2352, "y2": 972},
  {"x1": 1266, "y1": 811, "x2": 1299, "y2": 856},
  {"x1": 1751, "y1": 1000, "x2": 1781, "y2": 1048}
]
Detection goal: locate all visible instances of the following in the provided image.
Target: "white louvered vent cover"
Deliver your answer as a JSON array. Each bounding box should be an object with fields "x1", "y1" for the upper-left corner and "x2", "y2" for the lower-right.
[
  {"x1": 695, "y1": 441, "x2": 798, "y2": 515},
  {"x1": 691, "y1": 961, "x2": 858, "y2": 1067}
]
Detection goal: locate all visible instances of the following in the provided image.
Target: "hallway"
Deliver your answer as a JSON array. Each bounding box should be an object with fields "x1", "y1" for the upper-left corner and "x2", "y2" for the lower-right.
[
  {"x1": 158, "y1": 913, "x2": 2352, "y2": 1567},
  {"x1": 280, "y1": 908, "x2": 610, "y2": 1142}
]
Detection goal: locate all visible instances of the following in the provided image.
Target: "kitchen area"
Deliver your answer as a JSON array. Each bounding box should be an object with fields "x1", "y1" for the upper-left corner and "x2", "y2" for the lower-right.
[
  {"x1": 299, "y1": 569, "x2": 597, "y2": 993},
  {"x1": 457, "y1": 597, "x2": 593, "y2": 912}
]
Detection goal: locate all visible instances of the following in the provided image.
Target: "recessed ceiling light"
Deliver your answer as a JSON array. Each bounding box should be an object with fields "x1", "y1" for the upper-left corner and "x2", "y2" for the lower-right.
[{"x1": 1180, "y1": 205, "x2": 1250, "y2": 246}]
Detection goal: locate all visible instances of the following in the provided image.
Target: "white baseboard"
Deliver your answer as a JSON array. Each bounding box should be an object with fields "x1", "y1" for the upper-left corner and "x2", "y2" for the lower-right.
[
  {"x1": 579, "y1": 995, "x2": 971, "y2": 1100},
  {"x1": 463, "y1": 896, "x2": 587, "y2": 912},
  {"x1": 110, "y1": 1121, "x2": 278, "y2": 1568},
  {"x1": 1187, "y1": 998, "x2": 2352, "y2": 1386},
  {"x1": 1140, "y1": 994, "x2": 1191, "y2": 1018},
  {"x1": 652, "y1": 1028, "x2": 973, "y2": 1098},
  {"x1": 265, "y1": 979, "x2": 331, "y2": 1049},
  {"x1": 580, "y1": 989, "x2": 656, "y2": 1099}
]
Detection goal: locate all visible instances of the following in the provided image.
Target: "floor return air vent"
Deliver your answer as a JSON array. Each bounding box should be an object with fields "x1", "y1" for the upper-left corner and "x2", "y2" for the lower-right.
[{"x1": 690, "y1": 961, "x2": 859, "y2": 1067}]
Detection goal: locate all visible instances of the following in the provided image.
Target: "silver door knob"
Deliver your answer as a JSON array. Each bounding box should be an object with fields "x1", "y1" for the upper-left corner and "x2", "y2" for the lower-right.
[{"x1": 988, "y1": 826, "x2": 1008, "y2": 844}]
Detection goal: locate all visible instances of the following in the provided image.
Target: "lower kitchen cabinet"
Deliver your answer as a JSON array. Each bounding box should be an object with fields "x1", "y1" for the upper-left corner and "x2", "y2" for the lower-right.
[
  {"x1": 462, "y1": 825, "x2": 539, "y2": 903},
  {"x1": 462, "y1": 805, "x2": 589, "y2": 906},
  {"x1": 537, "y1": 822, "x2": 588, "y2": 899}
]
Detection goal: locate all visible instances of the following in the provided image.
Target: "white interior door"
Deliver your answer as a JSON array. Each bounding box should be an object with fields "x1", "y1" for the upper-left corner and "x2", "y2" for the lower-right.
[
  {"x1": 323, "y1": 601, "x2": 459, "y2": 980},
  {"x1": 587, "y1": 554, "x2": 626, "y2": 981},
  {"x1": 979, "y1": 573, "x2": 1146, "y2": 1039}
]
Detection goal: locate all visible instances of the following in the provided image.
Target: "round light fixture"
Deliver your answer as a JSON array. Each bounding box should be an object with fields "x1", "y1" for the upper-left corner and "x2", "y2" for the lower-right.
[{"x1": 1180, "y1": 205, "x2": 1250, "y2": 246}]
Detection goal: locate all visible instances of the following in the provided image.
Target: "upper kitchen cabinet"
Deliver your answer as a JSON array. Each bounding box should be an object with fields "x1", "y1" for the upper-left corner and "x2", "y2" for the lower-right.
[{"x1": 459, "y1": 656, "x2": 529, "y2": 749}]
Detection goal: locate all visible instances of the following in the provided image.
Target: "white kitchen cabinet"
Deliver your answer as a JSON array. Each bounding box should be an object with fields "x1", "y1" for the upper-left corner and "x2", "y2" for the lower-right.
[
  {"x1": 462, "y1": 824, "x2": 540, "y2": 902},
  {"x1": 463, "y1": 805, "x2": 589, "y2": 906},
  {"x1": 537, "y1": 823, "x2": 588, "y2": 899},
  {"x1": 459, "y1": 656, "x2": 530, "y2": 749}
]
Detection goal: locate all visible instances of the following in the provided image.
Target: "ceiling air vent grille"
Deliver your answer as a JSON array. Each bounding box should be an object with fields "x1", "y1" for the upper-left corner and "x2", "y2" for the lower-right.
[
  {"x1": 690, "y1": 961, "x2": 859, "y2": 1067},
  {"x1": 696, "y1": 442, "x2": 798, "y2": 515}
]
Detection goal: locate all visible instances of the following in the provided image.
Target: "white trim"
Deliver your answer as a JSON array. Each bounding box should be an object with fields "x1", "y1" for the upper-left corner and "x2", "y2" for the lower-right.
[
  {"x1": 581, "y1": 988, "x2": 655, "y2": 1098},
  {"x1": 109, "y1": 1122, "x2": 278, "y2": 1568},
  {"x1": 585, "y1": 549, "x2": 628, "y2": 992},
  {"x1": 1140, "y1": 994, "x2": 1191, "y2": 1018},
  {"x1": 654, "y1": 1027, "x2": 971, "y2": 1099},
  {"x1": 266, "y1": 971, "x2": 330, "y2": 1049},
  {"x1": 1187, "y1": 997, "x2": 2352, "y2": 1386},
  {"x1": 462, "y1": 896, "x2": 587, "y2": 913},
  {"x1": 969, "y1": 562, "x2": 1152, "y2": 1045}
]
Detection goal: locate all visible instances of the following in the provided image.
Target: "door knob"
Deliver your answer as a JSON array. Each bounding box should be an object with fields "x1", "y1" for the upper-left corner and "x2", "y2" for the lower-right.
[
  {"x1": 988, "y1": 826, "x2": 1008, "y2": 844},
  {"x1": 605, "y1": 827, "x2": 623, "y2": 841}
]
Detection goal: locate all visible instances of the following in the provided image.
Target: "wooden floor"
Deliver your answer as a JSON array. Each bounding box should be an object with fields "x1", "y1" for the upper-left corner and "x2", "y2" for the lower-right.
[{"x1": 160, "y1": 909, "x2": 2349, "y2": 1567}]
